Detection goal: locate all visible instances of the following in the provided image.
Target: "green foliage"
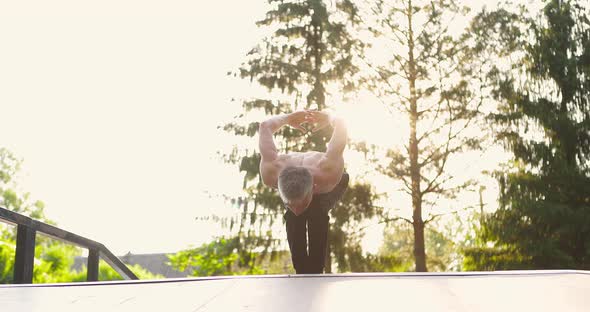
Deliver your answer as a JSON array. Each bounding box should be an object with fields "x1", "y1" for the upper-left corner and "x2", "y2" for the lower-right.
[
  {"x1": 462, "y1": 246, "x2": 531, "y2": 271},
  {"x1": 169, "y1": 237, "x2": 241, "y2": 276},
  {"x1": 169, "y1": 236, "x2": 268, "y2": 276},
  {"x1": 32, "y1": 242, "x2": 81, "y2": 283},
  {"x1": 32, "y1": 244, "x2": 83, "y2": 284},
  {"x1": 0, "y1": 241, "x2": 15, "y2": 282},
  {"x1": 465, "y1": 0, "x2": 590, "y2": 270},
  {"x1": 358, "y1": 253, "x2": 407, "y2": 273}
]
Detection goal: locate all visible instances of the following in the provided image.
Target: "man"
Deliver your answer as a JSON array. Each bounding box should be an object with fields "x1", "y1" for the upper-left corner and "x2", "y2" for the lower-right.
[{"x1": 258, "y1": 110, "x2": 349, "y2": 274}]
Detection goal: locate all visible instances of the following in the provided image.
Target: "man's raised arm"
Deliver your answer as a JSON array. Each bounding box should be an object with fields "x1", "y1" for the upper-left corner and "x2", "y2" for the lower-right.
[
  {"x1": 326, "y1": 115, "x2": 347, "y2": 159},
  {"x1": 309, "y1": 111, "x2": 347, "y2": 160}
]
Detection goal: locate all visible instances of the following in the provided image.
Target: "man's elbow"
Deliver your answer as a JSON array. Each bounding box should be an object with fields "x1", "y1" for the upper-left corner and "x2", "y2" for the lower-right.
[
  {"x1": 331, "y1": 116, "x2": 346, "y2": 128},
  {"x1": 332, "y1": 117, "x2": 347, "y2": 138},
  {"x1": 259, "y1": 120, "x2": 274, "y2": 133}
]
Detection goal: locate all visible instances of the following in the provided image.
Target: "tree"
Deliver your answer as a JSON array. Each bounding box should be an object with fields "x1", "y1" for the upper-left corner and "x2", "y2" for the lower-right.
[
  {"x1": 220, "y1": 0, "x2": 379, "y2": 273},
  {"x1": 360, "y1": 0, "x2": 485, "y2": 271},
  {"x1": 464, "y1": 0, "x2": 590, "y2": 270}
]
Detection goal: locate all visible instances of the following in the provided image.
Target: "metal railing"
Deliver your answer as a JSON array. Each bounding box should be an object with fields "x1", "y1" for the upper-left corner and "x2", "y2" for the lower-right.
[{"x1": 0, "y1": 206, "x2": 138, "y2": 283}]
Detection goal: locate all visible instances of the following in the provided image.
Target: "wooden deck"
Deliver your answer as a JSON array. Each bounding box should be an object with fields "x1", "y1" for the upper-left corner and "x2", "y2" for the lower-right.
[{"x1": 1, "y1": 271, "x2": 588, "y2": 312}]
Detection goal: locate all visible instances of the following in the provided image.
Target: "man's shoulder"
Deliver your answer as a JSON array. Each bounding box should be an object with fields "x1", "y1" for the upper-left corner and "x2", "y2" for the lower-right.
[{"x1": 260, "y1": 159, "x2": 281, "y2": 188}]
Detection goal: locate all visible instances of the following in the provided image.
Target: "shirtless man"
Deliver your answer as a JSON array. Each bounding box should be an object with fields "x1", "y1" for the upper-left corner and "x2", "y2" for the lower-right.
[{"x1": 258, "y1": 110, "x2": 349, "y2": 274}]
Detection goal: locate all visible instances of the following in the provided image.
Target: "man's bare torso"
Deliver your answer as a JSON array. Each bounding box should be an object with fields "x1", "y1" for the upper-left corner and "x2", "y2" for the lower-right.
[{"x1": 260, "y1": 151, "x2": 344, "y2": 194}]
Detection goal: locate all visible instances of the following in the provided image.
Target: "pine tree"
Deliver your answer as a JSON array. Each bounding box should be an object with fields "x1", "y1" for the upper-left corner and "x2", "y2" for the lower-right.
[
  {"x1": 221, "y1": 0, "x2": 380, "y2": 272},
  {"x1": 464, "y1": 0, "x2": 590, "y2": 270}
]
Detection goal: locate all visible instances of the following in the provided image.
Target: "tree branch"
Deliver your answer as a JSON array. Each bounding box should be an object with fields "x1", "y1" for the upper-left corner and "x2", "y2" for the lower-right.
[
  {"x1": 360, "y1": 58, "x2": 410, "y2": 114},
  {"x1": 349, "y1": 212, "x2": 413, "y2": 236},
  {"x1": 423, "y1": 204, "x2": 479, "y2": 224}
]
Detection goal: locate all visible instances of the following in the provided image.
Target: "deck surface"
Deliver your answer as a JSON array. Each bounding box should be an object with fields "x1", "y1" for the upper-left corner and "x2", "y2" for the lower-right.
[{"x1": 1, "y1": 271, "x2": 589, "y2": 312}]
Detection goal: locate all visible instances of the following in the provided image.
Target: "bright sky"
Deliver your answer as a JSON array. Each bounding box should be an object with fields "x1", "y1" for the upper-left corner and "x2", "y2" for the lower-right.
[{"x1": 0, "y1": 0, "x2": 507, "y2": 256}]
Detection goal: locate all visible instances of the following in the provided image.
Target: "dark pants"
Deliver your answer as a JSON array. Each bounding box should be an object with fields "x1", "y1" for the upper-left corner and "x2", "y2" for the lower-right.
[{"x1": 284, "y1": 173, "x2": 349, "y2": 274}]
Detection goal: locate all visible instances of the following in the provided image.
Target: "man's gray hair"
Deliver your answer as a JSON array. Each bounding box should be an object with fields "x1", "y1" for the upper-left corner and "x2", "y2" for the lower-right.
[{"x1": 278, "y1": 166, "x2": 313, "y2": 203}]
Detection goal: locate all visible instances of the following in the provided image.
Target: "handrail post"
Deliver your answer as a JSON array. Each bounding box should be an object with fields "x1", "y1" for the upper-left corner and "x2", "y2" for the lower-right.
[
  {"x1": 13, "y1": 224, "x2": 36, "y2": 284},
  {"x1": 87, "y1": 248, "x2": 100, "y2": 281}
]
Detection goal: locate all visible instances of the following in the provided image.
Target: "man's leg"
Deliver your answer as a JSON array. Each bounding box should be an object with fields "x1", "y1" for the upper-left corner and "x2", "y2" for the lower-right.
[
  {"x1": 306, "y1": 173, "x2": 350, "y2": 273},
  {"x1": 284, "y1": 210, "x2": 308, "y2": 274},
  {"x1": 306, "y1": 213, "x2": 329, "y2": 274}
]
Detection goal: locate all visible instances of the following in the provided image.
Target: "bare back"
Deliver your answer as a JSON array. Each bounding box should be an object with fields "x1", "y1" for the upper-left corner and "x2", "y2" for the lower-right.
[{"x1": 261, "y1": 151, "x2": 344, "y2": 194}]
